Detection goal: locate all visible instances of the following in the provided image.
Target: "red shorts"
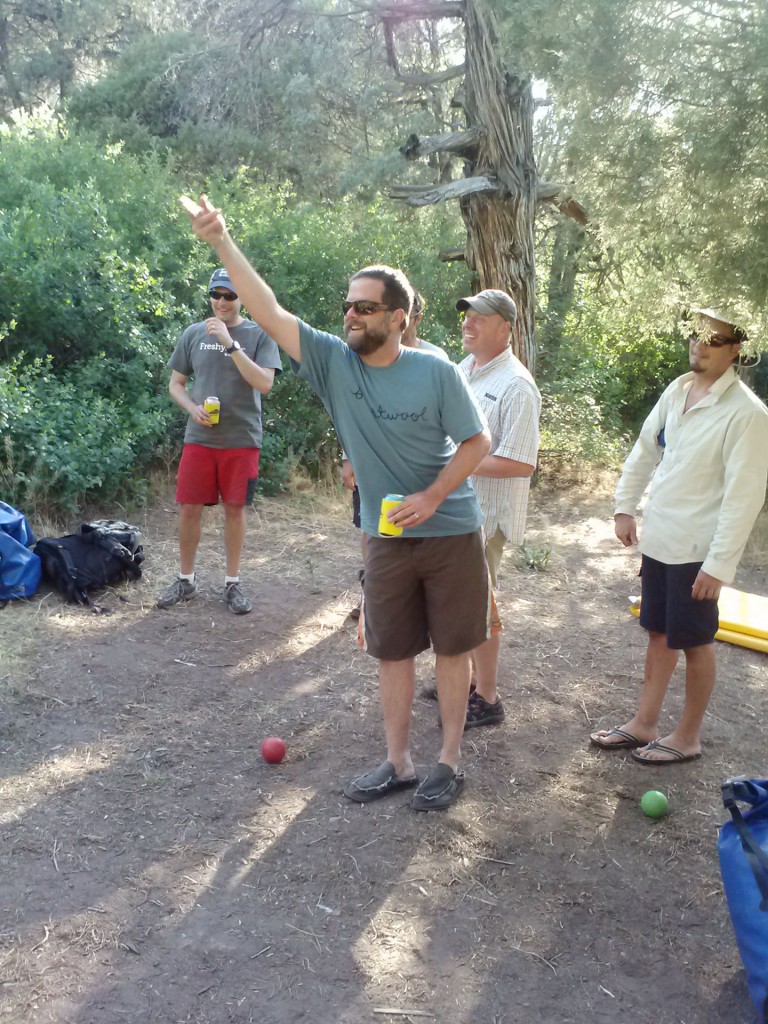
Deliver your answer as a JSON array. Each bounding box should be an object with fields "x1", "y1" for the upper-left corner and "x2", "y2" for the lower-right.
[{"x1": 176, "y1": 444, "x2": 260, "y2": 506}]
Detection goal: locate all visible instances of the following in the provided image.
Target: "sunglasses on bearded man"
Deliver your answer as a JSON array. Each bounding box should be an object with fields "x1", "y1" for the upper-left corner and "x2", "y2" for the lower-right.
[{"x1": 342, "y1": 300, "x2": 396, "y2": 316}]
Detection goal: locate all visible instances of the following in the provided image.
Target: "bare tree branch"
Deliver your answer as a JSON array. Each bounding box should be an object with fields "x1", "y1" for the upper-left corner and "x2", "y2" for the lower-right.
[
  {"x1": 390, "y1": 62, "x2": 466, "y2": 86},
  {"x1": 388, "y1": 175, "x2": 499, "y2": 205},
  {"x1": 365, "y1": 1, "x2": 465, "y2": 21},
  {"x1": 439, "y1": 247, "x2": 466, "y2": 262},
  {"x1": 400, "y1": 127, "x2": 483, "y2": 160},
  {"x1": 539, "y1": 194, "x2": 589, "y2": 226}
]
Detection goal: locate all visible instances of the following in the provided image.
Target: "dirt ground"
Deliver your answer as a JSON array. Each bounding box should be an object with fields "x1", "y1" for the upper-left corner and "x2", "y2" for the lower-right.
[{"x1": 1, "y1": 478, "x2": 767, "y2": 1024}]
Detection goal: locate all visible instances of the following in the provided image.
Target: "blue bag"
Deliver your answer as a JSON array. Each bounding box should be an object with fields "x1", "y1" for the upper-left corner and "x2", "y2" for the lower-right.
[
  {"x1": 719, "y1": 777, "x2": 768, "y2": 1023},
  {"x1": 0, "y1": 501, "x2": 42, "y2": 602}
]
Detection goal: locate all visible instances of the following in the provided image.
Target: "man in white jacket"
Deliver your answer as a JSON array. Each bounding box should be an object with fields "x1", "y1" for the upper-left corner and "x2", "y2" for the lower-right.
[{"x1": 591, "y1": 308, "x2": 768, "y2": 765}]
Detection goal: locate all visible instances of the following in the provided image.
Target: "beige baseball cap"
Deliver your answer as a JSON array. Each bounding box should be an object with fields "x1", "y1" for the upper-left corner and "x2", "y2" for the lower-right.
[{"x1": 456, "y1": 289, "x2": 517, "y2": 327}]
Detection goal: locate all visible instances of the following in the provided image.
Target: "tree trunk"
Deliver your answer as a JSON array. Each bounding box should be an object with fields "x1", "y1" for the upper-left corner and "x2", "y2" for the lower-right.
[
  {"x1": 539, "y1": 218, "x2": 586, "y2": 373},
  {"x1": 459, "y1": 0, "x2": 537, "y2": 370}
]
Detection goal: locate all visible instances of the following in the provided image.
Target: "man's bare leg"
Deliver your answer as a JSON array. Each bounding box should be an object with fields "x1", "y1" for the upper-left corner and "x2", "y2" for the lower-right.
[
  {"x1": 178, "y1": 503, "x2": 204, "y2": 575},
  {"x1": 379, "y1": 658, "x2": 417, "y2": 779},
  {"x1": 435, "y1": 652, "x2": 472, "y2": 770},
  {"x1": 591, "y1": 631, "x2": 676, "y2": 747},
  {"x1": 471, "y1": 633, "x2": 500, "y2": 704},
  {"x1": 223, "y1": 502, "x2": 246, "y2": 577},
  {"x1": 636, "y1": 642, "x2": 715, "y2": 761}
]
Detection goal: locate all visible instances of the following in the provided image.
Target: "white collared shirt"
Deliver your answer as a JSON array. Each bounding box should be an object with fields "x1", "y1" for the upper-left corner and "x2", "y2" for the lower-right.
[
  {"x1": 615, "y1": 366, "x2": 768, "y2": 583},
  {"x1": 459, "y1": 347, "x2": 541, "y2": 545}
]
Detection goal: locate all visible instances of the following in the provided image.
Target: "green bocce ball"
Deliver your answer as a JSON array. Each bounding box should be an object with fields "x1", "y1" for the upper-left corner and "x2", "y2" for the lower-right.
[{"x1": 640, "y1": 790, "x2": 669, "y2": 819}]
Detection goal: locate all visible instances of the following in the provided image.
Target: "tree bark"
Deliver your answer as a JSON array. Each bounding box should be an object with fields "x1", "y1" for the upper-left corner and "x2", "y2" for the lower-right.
[
  {"x1": 382, "y1": 0, "x2": 541, "y2": 369},
  {"x1": 458, "y1": 0, "x2": 537, "y2": 368}
]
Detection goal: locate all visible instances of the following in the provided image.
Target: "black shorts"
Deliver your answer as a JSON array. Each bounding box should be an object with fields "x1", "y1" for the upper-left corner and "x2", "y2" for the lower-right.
[
  {"x1": 352, "y1": 486, "x2": 361, "y2": 529},
  {"x1": 639, "y1": 554, "x2": 719, "y2": 649}
]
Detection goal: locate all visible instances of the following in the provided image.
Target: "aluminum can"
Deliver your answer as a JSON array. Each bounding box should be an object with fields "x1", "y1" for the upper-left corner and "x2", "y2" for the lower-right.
[
  {"x1": 378, "y1": 494, "x2": 405, "y2": 537},
  {"x1": 204, "y1": 396, "x2": 220, "y2": 425}
]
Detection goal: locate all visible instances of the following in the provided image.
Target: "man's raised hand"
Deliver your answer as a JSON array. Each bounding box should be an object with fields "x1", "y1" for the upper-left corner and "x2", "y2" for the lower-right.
[
  {"x1": 179, "y1": 194, "x2": 227, "y2": 246},
  {"x1": 205, "y1": 317, "x2": 233, "y2": 348}
]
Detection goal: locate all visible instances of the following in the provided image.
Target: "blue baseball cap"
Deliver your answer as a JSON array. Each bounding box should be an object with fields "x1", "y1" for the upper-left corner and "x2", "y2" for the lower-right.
[{"x1": 208, "y1": 268, "x2": 237, "y2": 294}]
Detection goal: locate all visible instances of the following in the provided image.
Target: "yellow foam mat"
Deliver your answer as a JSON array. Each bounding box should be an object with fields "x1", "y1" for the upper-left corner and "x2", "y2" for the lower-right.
[
  {"x1": 717, "y1": 586, "x2": 768, "y2": 641},
  {"x1": 714, "y1": 627, "x2": 768, "y2": 654},
  {"x1": 628, "y1": 587, "x2": 768, "y2": 654}
]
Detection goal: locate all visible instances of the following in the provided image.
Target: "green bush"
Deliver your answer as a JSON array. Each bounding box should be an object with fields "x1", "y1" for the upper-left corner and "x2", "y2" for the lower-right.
[
  {"x1": 548, "y1": 297, "x2": 690, "y2": 427},
  {"x1": 535, "y1": 286, "x2": 692, "y2": 465},
  {"x1": 1, "y1": 357, "x2": 173, "y2": 516},
  {"x1": 0, "y1": 128, "x2": 196, "y2": 371},
  {"x1": 539, "y1": 379, "x2": 630, "y2": 468},
  {"x1": 0, "y1": 123, "x2": 473, "y2": 515},
  {"x1": 0, "y1": 125, "x2": 196, "y2": 514}
]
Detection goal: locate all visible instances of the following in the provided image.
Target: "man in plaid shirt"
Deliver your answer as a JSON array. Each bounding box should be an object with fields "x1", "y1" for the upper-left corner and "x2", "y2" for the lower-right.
[{"x1": 457, "y1": 290, "x2": 541, "y2": 728}]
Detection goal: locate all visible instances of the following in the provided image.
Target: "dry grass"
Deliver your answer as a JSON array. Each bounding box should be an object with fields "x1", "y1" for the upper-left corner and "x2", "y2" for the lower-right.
[{"x1": 536, "y1": 457, "x2": 619, "y2": 503}]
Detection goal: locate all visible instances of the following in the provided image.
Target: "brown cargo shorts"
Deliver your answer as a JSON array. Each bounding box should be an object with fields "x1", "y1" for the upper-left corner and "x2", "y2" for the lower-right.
[{"x1": 361, "y1": 529, "x2": 491, "y2": 660}]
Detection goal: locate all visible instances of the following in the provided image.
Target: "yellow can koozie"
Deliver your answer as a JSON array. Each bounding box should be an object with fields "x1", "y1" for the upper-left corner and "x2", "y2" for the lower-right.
[
  {"x1": 378, "y1": 494, "x2": 405, "y2": 537},
  {"x1": 204, "y1": 396, "x2": 220, "y2": 425}
]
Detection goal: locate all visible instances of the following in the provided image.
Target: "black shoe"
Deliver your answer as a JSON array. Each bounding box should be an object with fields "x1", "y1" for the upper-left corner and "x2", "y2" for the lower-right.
[
  {"x1": 411, "y1": 764, "x2": 465, "y2": 811},
  {"x1": 344, "y1": 761, "x2": 419, "y2": 803},
  {"x1": 464, "y1": 691, "x2": 504, "y2": 730}
]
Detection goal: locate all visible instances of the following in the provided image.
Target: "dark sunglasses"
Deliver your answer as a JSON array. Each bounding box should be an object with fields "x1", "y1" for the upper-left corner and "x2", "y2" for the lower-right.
[
  {"x1": 209, "y1": 289, "x2": 238, "y2": 302},
  {"x1": 342, "y1": 300, "x2": 393, "y2": 316},
  {"x1": 687, "y1": 332, "x2": 736, "y2": 349}
]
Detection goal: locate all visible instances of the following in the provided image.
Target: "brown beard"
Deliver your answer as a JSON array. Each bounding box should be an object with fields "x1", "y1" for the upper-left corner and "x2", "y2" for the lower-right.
[{"x1": 346, "y1": 323, "x2": 389, "y2": 355}]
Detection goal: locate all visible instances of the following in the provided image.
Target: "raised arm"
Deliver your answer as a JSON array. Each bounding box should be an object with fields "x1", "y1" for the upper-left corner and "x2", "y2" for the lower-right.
[{"x1": 180, "y1": 195, "x2": 301, "y2": 363}]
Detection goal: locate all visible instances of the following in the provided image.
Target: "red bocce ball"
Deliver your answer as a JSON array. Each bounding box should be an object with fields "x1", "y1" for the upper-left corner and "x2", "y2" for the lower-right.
[{"x1": 261, "y1": 736, "x2": 286, "y2": 764}]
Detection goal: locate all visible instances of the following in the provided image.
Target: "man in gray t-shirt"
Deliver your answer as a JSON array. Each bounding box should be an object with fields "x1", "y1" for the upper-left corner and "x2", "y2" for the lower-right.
[{"x1": 156, "y1": 268, "x2": 282, "y2": 615}]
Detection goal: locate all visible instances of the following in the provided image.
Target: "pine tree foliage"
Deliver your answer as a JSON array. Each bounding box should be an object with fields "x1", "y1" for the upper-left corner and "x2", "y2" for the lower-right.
[
  {"x1": 66, "y1": 0, "x2": 440, "y2": 196},
  {"x1": 0, "y1": 0, "x2": 179, "y2": 120},
  {"x1": 5, "y1": 0, "x2": 768, "y2": 350},
  {"x1": 502, "y1": 0, "x2": 768, "y2": 344}
]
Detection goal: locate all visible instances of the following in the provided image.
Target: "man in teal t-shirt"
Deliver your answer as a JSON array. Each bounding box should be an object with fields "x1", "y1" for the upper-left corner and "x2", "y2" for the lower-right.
[
  {"x1": 181, "y1": 194, "x2": 492, "y2": 811},
  {"x1": 340, "y1": 289, "x2": 450, "y2": 619}
]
